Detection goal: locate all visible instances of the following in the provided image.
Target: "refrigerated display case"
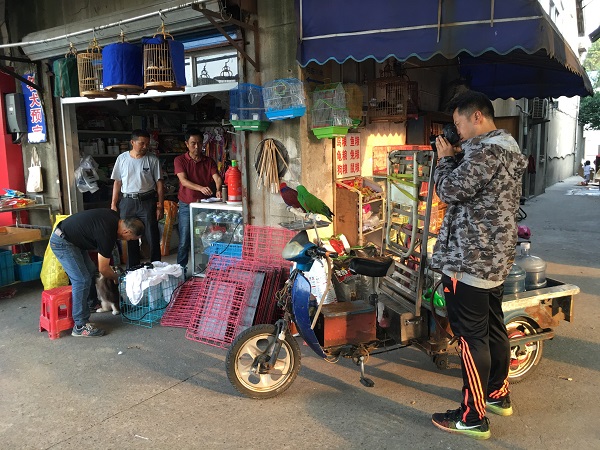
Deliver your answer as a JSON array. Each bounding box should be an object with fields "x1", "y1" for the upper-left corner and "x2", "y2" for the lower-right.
[{"x1": 189, "y1": 202, "x2": 243, "y2": 276}]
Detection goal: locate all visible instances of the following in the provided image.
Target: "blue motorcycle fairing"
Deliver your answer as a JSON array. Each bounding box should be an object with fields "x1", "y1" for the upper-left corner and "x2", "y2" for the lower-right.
[{"x1": 292, "y1": 272, "x2": 326, "y2": 358}]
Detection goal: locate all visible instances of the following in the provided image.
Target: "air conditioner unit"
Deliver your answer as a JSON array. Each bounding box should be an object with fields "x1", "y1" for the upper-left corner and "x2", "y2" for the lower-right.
[{"x1": 530, "y1": 98, "x2": 549, "y2": 120}]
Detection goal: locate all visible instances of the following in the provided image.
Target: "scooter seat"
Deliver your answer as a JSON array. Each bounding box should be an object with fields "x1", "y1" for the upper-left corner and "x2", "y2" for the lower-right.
[{"x1": 349, "y1": 256, "x2": 393, "y2": 278}]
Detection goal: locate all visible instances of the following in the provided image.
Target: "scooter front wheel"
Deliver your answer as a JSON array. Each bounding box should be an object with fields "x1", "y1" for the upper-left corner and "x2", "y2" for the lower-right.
[{"x1": 226, "y1": 324, "x2": 301, "y2": 399}]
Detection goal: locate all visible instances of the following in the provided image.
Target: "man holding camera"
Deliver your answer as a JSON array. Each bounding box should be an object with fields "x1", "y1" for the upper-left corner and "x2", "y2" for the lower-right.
[{"x1": 430, "y1": 91, "x2": 527, "y2": 440}]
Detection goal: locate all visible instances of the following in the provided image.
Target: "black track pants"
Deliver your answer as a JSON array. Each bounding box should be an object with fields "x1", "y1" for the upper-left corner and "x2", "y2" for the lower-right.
[
  {"x1": 442, "y1": 274, "x2": 511, "y2": 424},
  {"x1": 119, "y1": 197, "x2": 161, "y2": 268}
]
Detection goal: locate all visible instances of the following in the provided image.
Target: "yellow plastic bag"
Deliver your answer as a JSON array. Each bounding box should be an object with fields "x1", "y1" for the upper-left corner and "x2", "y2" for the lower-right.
[{"x1": 40, "y1": 214, "x2": 70, "y2": 290}]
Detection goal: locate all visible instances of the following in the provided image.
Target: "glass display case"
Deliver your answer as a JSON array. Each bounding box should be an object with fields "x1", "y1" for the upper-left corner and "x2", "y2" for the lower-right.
[{"x1": 190, "y1": 202, "x2": 243, "y2": 276}]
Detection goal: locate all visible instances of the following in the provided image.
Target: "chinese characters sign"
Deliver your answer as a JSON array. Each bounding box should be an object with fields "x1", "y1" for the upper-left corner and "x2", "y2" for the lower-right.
[
  {"x1": 335, "y1": 135, "x2": 361, "y2": 179},
  {"x1": 20, "y1": 72, "x2": 47, "y2": 143}
]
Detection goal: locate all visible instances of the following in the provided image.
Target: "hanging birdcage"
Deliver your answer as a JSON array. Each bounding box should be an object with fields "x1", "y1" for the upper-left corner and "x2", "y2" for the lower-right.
[
  {"x1": 262, "y1": 78, "x2": 306, "y2": 120},
  {"x1": 142, "y1": 21, "x2": 186, "y2": 91},
  {"x1": 343, "y1": 83, "x2": 364, "y2": 128},
  {"x1": 197, "y1": 65, "x2": 219, "y2": 85},
  {"x1": 214, "y1": 60, "x2": 238, "y2": 82},
  {"x1": 77, "y1": 36, "x2": 114, "y2": 99},
  {"x1": 367, "y1": 73, "x2": 419, "y2": 123},
  {"x1": 229, "y1": 83, "x2": 270, "y2": 132},
  {"x1": 310, "y1": 83, "x2": 352, "y2": 139},
  {"x1": 53, "y1": 43, "x2": 79, "y2": 98},
  {"x1": 103, "y1": 31, "x2": 145, "y2": 95}
]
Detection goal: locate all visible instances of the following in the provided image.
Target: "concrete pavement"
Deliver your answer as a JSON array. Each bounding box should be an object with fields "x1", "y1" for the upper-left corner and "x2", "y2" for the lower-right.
[{"x1": 1, "y1": 176, "x2": 599, "y2": 449}]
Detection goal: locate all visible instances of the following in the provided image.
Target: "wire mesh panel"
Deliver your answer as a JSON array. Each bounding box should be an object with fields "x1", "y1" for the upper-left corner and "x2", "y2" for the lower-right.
[
  {"x1": 262, "y1": 78, "x2": 306, "y2": 120},
  {"x1": 186, "y1": 257, "x2": 261, "y2": 348},
  {"x1": 242, "y1": 225, "x2": 295, "y2": 265},
  {"x1": 160, "y1": 277, "x2": 206, "y2": 328},
  {"x1": 310, "y1": 85, "x2": 353, "y2": 138},
  {"x1": 120, "y1": 273, "x2": 185, "y2": 328}
]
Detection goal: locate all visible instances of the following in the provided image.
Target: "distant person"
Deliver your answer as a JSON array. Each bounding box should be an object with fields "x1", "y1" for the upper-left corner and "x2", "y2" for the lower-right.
[
  {"x1": 49, "y1": 209, "x2": 144, "y2": 337},
  {"x1": 430, "y1": 91, "x2": 527, "y2": 440},
  {"x1": 173, "y1": 129, "x2": 222, "y2": 271},
  {"x1": 111, "y1": 129, "x2": 164, "y2": 268},
  {"x1": 583, "y1": 160, "x2": 593, "y2": 186}
]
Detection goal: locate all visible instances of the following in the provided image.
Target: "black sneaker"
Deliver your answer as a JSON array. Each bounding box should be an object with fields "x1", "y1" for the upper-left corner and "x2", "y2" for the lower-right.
[
  {"x1": 71, "y1": 323, "x2": 105, "y2": 337},
  {"x1": 432, "y1": 408, "x2": 491, "y2": 440},
  {"x1": 486, "y1": 396, "x2": 513, "y2": 416}
]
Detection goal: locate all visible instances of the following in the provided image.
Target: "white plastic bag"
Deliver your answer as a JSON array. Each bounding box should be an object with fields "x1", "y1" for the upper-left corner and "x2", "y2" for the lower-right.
[{"x1": 26, "y1": 147, "x2": 43, "y2": 192}]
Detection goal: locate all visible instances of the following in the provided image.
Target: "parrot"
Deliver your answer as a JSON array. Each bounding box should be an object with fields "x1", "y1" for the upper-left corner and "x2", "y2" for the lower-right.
[
  {"x1": 296, "y1": 185, "x2": 334, "y2": 220},
  {"x1": 279, "y1": 183, "x2": 306, "y2": 211}
]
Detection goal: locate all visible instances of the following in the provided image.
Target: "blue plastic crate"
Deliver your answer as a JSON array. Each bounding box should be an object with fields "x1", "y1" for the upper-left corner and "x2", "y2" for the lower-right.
[
  {"x1": 204, "y1": 242, "x2": 242, "y2": 259},
  {"x1": 0, "y1": 249, "x2": 15, "y2": 286},
  {"x1": 14, "y1": 255, "x2": 43, "y2": 282}
]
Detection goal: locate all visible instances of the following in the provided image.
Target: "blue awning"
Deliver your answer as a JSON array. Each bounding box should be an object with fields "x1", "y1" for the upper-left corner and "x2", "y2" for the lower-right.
[{"x1": 296, "y1": 0, "x2": 593, "y2": 99}]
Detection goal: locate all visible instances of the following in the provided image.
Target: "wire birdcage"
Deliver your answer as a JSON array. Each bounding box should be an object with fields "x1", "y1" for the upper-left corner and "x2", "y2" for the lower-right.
[
  {"x1": 142, "y1": 22, "x2": 186, "y2": 92},
  {"x1": 310, "y1": 82, "x2": 352, "y2": 138},
  {"x1": 229, "y1": 83, "x2": 270, "y2": 131},
  {"x1": 262, "y1": 78, "x2": 306, "y2": 120},
  {"x1": 367, "y1": 76, "x2": 419, "y2": 123},
  {"x1": 77, "y1": 37, "x2": 114, "y2": 99}
]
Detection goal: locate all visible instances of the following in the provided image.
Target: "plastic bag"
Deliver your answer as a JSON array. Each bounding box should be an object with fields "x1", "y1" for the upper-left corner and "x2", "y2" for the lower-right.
[
  {"x1": 40, "y1": 214, "x2": 71, "y2": 290},
  {"x1": 26, "y1": 147, "x2": 43, "y2": 193},
  {"x1": 74, "y1": 155, "x2": 100, "y2": 193}
]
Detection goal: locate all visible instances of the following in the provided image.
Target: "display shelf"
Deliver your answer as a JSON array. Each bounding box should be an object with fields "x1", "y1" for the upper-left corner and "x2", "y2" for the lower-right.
[
  {"x1": 0, "y1": 204, "x2": 54, "y2": 250},
  {"x1": 334, "y1": 177, "x2": 385, "y2": 248},
  {"x1": 78, "y1": 130, "x2": 132, "y2": 135},
  {"x1": 189, "y1": 202, "x2": 243, "y2": 276}
]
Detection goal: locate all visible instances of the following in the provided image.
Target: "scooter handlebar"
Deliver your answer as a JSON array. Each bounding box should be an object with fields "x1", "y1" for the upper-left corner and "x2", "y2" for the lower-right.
[{"x1": 314, "y1": 247, "x2": 338, "y2": 258}]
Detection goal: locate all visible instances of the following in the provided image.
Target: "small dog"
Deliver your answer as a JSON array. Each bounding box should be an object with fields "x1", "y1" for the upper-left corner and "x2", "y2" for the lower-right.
[{"x1": 95, "y1": 273, "x2": 121, "y2": 315}]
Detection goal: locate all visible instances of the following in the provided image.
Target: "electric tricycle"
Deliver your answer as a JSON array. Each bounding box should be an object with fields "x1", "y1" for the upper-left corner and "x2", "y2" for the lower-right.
[{"x1": 226, "y1": 147, "x2": 578, "y2": 399}]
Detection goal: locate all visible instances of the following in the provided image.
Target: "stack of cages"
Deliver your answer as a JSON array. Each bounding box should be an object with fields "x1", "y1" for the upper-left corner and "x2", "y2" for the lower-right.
[
  {"x1": 229, "y1": 83, "x2": 270, "y2": 131},
  {"x1": 120, "y1": 272, "x2": 185, "y2": 327},
  {"x1": 310, "y1": 82, "x2": 353, "y2": 139},
  {"x1": 262, "y1": 78, "x2": 306, "y2": 120}
]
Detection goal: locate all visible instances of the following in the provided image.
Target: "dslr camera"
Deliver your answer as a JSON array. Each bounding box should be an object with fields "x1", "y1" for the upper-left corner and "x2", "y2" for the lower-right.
[{"x1": 430, "y1": 123, "x2": 460, "y2": 151}]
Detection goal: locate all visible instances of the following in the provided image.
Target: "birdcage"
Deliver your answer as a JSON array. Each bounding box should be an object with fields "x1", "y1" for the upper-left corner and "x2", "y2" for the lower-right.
[
  {"x1": 367, "y1": 75, "x2": 419, "y2": 123},
  {"x1": 76, "y1": 37, "x2": 114, "y2": 99},
  {"x1": 344, "y1": 83, "x2": 364, "y2": 128},
  {"x1": 229, "y1": 83, "x2": 270, "y2": 132},
  {"x1": 310, "y1": 83, "x2": 352, "y2": 139},
  {"x1": 103, "y1": 32, "x2": 145, "y2": 95},
  {"x1": 53, "y1": 43, "x2": 79, "y2": 98},
  {"x1": 262, "y1": 78, "x2": 306, "y2": 120},
  {"x1": 142, "y1": 22, "x2": 186, "y2": 92}
]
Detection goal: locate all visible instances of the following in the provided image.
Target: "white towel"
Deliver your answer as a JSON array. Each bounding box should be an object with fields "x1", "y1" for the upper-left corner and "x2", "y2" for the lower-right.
[{"x1": 125, "y1": 263, "x2": 183, "y2": 305}]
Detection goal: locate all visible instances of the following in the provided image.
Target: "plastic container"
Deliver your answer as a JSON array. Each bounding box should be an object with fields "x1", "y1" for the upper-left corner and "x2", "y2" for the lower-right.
[
  {"x1": 504, "y1": 263, "x2": 526, "y2": 294},
  {"x1": 514, "y1": 242, "x2": 547, "y2": 290},
  {"x1": 0, "y1": 249, "x2": 15, "y2": 286},
  {"x1": 14, "y1": 255, "x2": 43, "y2": 282},
  {"x1": 225, "y1": 160, "x2": 242, "y2": 204}
]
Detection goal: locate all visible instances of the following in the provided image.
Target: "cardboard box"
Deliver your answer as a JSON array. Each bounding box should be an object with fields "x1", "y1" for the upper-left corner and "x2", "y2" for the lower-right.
[{"x1": 0, "y1": 227, "x2": 42, "y2": 246}]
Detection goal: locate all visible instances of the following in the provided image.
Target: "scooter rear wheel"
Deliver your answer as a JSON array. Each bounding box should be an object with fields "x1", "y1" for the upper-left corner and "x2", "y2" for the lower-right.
[{"x1": 226, "y1": 324, "x2": 301, "y2": 399}]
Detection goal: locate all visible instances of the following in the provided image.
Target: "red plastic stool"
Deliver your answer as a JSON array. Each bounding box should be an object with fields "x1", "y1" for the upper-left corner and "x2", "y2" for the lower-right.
[{"x1": 39, "y1": 286, "x2": 74, "y2": 339}]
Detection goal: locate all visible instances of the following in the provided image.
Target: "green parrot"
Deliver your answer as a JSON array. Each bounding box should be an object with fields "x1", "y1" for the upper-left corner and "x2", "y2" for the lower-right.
[{"x1": 296, "y1": 185, "x2": 334, "y2": 220}]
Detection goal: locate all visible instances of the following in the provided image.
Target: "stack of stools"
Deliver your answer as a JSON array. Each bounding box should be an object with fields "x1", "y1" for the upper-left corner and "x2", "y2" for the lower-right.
[{"x1": 39, "y1": 286, "x2": 74, "y2": 339}]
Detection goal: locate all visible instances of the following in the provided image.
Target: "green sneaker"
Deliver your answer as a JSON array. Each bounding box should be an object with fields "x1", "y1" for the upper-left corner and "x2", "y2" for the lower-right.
[
  {"x1": 71, "y1": 323, "x2": 105, "y2": 337},
  {"x1": 432, "y1": 408, "x2": 491, "y2": 440},
  {"x1": 486, "y1": 396, "x2": 513, "y2": 416}
]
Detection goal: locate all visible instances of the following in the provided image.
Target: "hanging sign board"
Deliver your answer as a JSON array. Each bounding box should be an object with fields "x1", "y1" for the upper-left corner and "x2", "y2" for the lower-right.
[
  {"x1": 20, "y1": 72, "x2": 47, "y2": 143},
  {"x1": 334, "y1": 135, "x2": 361, "y2": 179}
]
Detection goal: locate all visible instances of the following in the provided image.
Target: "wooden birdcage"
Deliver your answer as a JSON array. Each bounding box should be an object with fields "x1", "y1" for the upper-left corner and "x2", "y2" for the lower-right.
[
  {"x1": 77, "y1": 37, "x2": 114, "y2": 99},
  {"x1": 343, "y1": 83, "x2": 364, "y2": 127},
  {"x1": 103, "y1": 31, "x2": 145, "y2": 95},
  {"x1": 367, "y1": 75, "x2": 419, "y2": 123},
  {"x1": 142, "y1": 22, "x2": 186, "y2": 92}
]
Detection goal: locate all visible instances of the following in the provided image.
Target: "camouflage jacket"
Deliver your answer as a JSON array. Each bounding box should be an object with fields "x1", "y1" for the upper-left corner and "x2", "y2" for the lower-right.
[{"x1": 430, "y1": 129, "x2": 528, "y2": 282}]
